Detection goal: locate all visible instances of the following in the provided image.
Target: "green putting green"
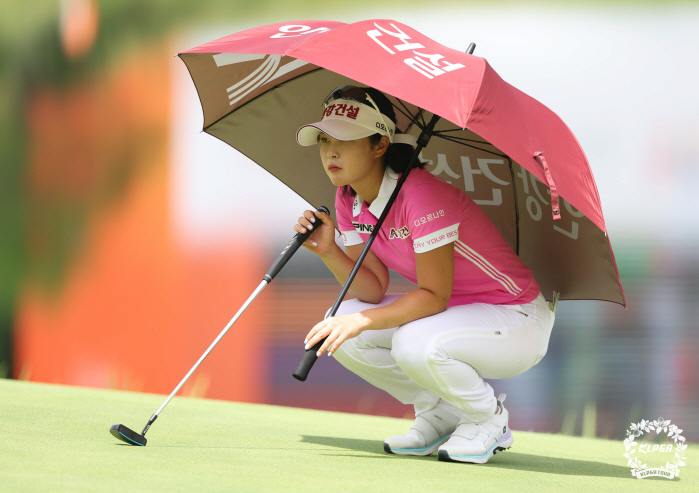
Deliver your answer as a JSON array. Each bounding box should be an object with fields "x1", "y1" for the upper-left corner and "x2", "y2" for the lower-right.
[{"x1": 1, "y1": 379, "x2": 695, "y2": 492}]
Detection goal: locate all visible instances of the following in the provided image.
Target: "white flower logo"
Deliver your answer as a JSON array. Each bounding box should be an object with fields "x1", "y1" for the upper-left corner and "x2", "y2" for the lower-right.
[{"x1": 623, "y1": 418, "x2": 687, "y2": 479}]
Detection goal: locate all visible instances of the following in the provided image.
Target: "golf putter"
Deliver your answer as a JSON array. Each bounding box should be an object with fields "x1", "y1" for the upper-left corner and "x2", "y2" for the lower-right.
[{"x1": 110, "y1": 206, "x2": 330, "y2": 446}]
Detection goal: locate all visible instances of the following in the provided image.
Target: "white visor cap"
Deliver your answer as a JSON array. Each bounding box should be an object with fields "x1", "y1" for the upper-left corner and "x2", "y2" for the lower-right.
[{"x1": 296, "y1": 99, "x2": 396, "y2": 146}]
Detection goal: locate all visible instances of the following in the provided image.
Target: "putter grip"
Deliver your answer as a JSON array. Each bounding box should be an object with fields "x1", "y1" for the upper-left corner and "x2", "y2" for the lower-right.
[
  {"x1": 264, "y1": 206, "x2": 329, "y2": 283},
  {"x1": 293, "y1": 339, "x2": 324, "y2": 381}
]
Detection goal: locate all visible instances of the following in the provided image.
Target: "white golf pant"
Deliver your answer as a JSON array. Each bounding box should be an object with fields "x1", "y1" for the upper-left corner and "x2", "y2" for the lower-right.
[{"x1": 331, "y1": 292, "x2": 554, "y2": 423}]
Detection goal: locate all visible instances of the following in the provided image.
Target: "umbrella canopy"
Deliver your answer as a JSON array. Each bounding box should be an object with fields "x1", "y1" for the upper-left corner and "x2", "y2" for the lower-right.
[{"x1": 178, "y1": 20, "x2": 625, "y2": 306}]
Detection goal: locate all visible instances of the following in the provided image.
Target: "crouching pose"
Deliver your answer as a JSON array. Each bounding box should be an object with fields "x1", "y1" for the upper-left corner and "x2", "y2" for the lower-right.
[{"x1": 294, "y1": 85, "x2": 554, "y2": 464}]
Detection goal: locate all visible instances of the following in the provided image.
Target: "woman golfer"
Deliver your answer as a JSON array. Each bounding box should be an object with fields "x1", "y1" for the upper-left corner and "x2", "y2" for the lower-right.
[{"x1": 294, "y1": 86, "x2": 554, "y2": 464}]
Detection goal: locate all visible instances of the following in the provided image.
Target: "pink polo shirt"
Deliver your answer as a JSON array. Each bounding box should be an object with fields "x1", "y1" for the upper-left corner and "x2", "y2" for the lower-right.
[{"x1": 336, "y1": 168, "x2": 540, "y2": 306}]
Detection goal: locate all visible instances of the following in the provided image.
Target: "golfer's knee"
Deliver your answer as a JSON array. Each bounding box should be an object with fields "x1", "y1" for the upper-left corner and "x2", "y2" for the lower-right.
[
  {"x1": 331, "y1": 342, "x2": 352, "y2": 366},
  {"x1": 331, "y1": 337, "x2": 369, "y2": 371},
  {"x1": 327, "y1": 298, "x2": 370, "y2": 318},
  {"x1": 332, "y1": 332, "x2": 381, "y2": 367},
  {"x1": 392, "y1": 333, "x2": 445, "y2": 374},
  {"x1": 392, "y1": 337, "x2": 425, "y2": 372},
  {"x1": 349, "y1": 332, "x2": 380, "y2": 352}
]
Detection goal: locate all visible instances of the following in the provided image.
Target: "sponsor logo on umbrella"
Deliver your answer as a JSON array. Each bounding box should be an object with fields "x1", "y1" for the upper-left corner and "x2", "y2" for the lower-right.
[{"x1": 367, "y1": 22, "x2": 465, "y2": 79}]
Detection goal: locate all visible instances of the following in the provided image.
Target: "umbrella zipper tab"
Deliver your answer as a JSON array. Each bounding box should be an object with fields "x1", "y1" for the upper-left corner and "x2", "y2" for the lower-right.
[{"x1": 534, "y1": 152, "x2": 561, "y2": 220}]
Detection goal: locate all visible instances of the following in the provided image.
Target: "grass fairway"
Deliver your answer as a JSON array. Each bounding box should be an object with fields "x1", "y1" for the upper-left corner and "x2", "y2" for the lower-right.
[{"x1": 1, "y1": 379, "x2": 695, "y2": 492}]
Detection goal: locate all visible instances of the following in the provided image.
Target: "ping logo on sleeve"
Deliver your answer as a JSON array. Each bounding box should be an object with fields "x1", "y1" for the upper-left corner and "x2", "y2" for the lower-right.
[{"x1": 353, "y1": 222, "x2": 374, "y2": 233}]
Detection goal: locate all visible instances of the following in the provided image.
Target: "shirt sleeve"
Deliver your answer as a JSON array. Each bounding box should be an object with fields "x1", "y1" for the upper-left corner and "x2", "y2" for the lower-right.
[
  {"x1": 335, "y1": 189, "x2": 363, "y2": 247},
  {"x1": 406, "y1": 184, "x2": 461, "y2": 253}
]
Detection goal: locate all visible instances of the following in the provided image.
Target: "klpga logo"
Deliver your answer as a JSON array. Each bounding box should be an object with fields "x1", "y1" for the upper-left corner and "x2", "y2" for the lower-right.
[
  {"x1": 623, "y1": 418, "x2": 687, "y2": 479},
  {"x1": 638, "y1": 443, "x2": 674, "y2": 454}
]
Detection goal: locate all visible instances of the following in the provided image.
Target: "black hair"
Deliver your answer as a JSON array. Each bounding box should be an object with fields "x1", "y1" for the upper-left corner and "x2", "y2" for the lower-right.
[{"x1": 340, "y1": 87, "x2": 424, "y2": 197}]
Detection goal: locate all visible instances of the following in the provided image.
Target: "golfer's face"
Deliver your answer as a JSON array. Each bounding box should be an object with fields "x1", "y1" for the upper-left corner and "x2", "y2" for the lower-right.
[{"x1": 319, "y1": 133, "x2": 378, "y2": 186}]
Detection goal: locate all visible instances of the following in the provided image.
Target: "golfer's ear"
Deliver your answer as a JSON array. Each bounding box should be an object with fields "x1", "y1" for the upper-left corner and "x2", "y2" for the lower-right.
[{"x1": 375, "y1": 135, "x2": 390, "y2": 158}]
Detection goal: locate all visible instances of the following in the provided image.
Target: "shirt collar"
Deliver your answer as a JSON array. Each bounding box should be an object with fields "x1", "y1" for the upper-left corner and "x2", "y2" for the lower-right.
[{"x1": 352, "y1": 169, "x2": 400, "y2": 218}]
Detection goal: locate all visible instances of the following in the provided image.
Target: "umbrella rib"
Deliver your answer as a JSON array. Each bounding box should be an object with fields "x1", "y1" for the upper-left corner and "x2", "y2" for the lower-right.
[
  {"x1": 433, "y1": 132, "x2": 494, "y2": 146},
  {"x1": 434, "y1": 135, "x2": 508, "y2": 158},
  {"x1": 394, "y1": 97, "x2": 415, "y2": 120},
  {"x1": 417, "y1": 108, "x2": 427, "y2": 127},
  {"x1": 393, "y1": 100, "x2": 422, "y2": 133},
  {"x1": 433, "y1": 129, "x2": 490, "y2": 142}
]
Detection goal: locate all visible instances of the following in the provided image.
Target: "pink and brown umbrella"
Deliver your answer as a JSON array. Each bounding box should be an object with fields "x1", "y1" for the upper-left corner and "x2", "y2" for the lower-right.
[{"x1": 179, "y1": 19, "x2": 624, "y2": 309}]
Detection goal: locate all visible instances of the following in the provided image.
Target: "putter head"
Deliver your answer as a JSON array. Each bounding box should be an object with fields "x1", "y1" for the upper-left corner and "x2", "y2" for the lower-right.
[{"x1": 110, "y1": 424, "x2": 147, "y2": 446}]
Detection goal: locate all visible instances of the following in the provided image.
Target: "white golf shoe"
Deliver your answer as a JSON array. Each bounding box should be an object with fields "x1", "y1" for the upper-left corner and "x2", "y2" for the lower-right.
[
  {"x1": 437, "y1": 393, "x2": 513, "y2": 464},
  {"x1": 384, "y1": 399, "x2": 463, "y2": 456}
]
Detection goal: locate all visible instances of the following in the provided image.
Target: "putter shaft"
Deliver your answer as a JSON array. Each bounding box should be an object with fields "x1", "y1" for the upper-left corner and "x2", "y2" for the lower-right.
[{"x1": 143, "y1": 279, "x2": 269, "y2": 435}]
